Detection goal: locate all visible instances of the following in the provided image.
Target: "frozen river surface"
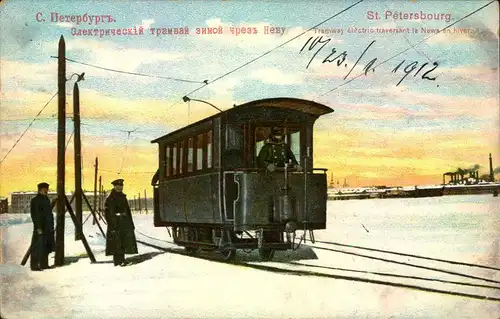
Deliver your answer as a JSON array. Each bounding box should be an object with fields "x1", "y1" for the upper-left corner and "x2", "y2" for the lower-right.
[{"x1": 1, "y1": 195, "x2": 499, "y2": 318}]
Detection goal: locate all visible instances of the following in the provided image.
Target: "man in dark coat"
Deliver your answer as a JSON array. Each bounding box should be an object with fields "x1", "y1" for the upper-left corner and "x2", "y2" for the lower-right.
[
  {"x1": 257, "y1": 127, "x2": 299, "y2": 171},
  {"x1": 30, "y1": 182, "x2": 55, "y2": 271},
  {"x1": 104, "y1": 179, "x2": 138, "y2": 266}
]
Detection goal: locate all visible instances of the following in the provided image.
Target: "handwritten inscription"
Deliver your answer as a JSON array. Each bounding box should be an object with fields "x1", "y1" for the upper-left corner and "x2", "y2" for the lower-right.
[{"x1": 299, "y1": 35, "x2": 439, "y2": 87}]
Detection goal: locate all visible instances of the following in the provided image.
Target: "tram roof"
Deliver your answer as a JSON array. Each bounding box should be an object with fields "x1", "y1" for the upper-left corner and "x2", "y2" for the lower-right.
[{"x1": 151, "y1": 97, "x2": 333, "y2": 143}]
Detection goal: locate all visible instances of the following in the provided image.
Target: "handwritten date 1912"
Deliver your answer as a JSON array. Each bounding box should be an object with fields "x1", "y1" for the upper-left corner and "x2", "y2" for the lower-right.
[
  {"x1": 391, "y1": 60, "x2": 439, "y2": 86},
  {"x1": 299, "y1": 36, "x2": 377, "y2": 80},
  {"x1": 299, "y1": 35, "x2": 439, "y2": 87}
]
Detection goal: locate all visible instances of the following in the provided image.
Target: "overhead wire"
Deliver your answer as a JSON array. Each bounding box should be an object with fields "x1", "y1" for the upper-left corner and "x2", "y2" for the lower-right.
[
  {"x1": 179, "y1": 0, "x2": 366, "y2": 100},
  {"x1": 63, "y1": 57, "x2": 207, "y2": 84},
  {"x1": 117, "y1": 128, "x2": 139, "y2": 175},
  {"x1": 49, "y1": 1, "x2": 367, "y2": 167},
  {"x1": 159, "y1": 1, "x2": 366, "y2": 133},
  {"x1": 319, "y1": 0, "x2": 496, "y2": 97},
  {"x1": 0, "y1": 92, "x2": 58, "y2": 165},
  {"x1": 93, "y1": 165, "x2": 155, "y2": 174}
]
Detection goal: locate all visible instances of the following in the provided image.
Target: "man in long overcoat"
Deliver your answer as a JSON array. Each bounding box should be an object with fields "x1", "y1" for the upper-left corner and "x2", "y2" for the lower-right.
[
  {"x1": 30, "y1": 182, "x2": 55, "y2": 271},
  {"x1": 104, "y1": 179, "x2": 138, "y2": 266}
]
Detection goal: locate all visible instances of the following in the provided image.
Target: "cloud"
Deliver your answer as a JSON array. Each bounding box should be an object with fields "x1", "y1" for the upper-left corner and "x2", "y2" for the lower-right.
[
  {"x1": 140, "y1": 19, "x2": 155, "y2": 29},
  {"x1": 42, "y1": 38, "x2": 185, "y2": 82},
  {"x1": 353, "y1": 85, "x2": 499, "y2": 120},
  {"x1": 199, "y1": 77, "x2": 242, "y2": 108},
  {"x1": 312, "y1": 125, "x2": 498, "y2": 185},
  {"x1": 195, "y1": 18, "x2": 329, "y2": 53},
  {"x1": 426, "y1": 20, "x2": 498, "y2": 45},
  {"x1": 249, "y1": 68, "x2": 303, "y2": 85},
  {"x1": 0, "y1": 59, "x2": 57, "y2": 87},
  {"x1": 440, "y1": 65, "x2": 499, "y2": 84},
  {"x1": 0, "y1": 89, "x2": 59, "y2": 119}
]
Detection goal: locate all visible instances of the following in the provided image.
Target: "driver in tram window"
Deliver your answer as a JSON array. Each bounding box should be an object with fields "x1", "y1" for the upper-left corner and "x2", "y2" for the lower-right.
[{"x1": 257, "y1": 126, "x2": 298, "y2": 172}]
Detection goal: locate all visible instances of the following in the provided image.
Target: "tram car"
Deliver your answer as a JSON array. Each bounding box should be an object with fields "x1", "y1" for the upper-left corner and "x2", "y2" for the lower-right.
[{"x1": 151, "y1": 97, "x2": 334, "y2": 261}]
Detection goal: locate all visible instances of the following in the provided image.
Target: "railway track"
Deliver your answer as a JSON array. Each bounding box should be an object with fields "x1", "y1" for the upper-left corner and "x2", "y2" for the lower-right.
[{"x1": 120, "y1": 229, "x2": 500, "y2": 302}]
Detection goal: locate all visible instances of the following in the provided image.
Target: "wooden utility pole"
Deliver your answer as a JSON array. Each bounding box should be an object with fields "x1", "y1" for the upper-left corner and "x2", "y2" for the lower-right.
[
  {"x1": 21, "y1": 194, "x2": 97, "y2": 266},
  {"x1": 138, "y1": 192, "x2": 142, "y2": 213},
  {"x1": 144, "y1": 189, "x2": 148, "y2": 214},
  {"x1": 133, "y1": 196, "x2": 137, "y2": 211},
  {"x1": 93, "y1": 157, "x2": 98, "y2": 225},
  {"x1": 74, "y1": 81, "x2": 83, "y2": 241},
  {"x1": 54, "y1": 35, "x2": 66, "y2": 266},
  {"x1": 98, "y1": 176, "x2": 102, "y2": 215}
]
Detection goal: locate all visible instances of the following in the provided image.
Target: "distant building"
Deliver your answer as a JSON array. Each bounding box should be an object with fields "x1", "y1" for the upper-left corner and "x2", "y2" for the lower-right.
[
  {"x1": 9, "y1": 191, "x2": 107, "y2": 214},
  {"x1": 0, "y1": 197, "x2": 8, "y2": 214}
]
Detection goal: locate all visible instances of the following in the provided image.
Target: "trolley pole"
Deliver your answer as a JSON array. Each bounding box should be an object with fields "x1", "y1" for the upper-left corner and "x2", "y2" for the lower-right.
[
  {"x1": 74, "y1": 81, "x2": 83, "y2": 241},
  {"x1": 93, "y1": 157, "x2": 98, "y2": 225},
  {"x1": 54, "y1": 35, "x2": 66, "y2": 266},
  {"x1": 144, "y1": 189, "x2": 148, "y2": 214}
]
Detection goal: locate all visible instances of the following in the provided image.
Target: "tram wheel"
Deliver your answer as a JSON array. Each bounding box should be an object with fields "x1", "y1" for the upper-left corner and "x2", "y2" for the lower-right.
[
  {"x1": 259, "y1": 248, "x2": 275, "y2": 261},
  {"x1": 219, "y1": 248, "x2": 236, "y2": 262}
]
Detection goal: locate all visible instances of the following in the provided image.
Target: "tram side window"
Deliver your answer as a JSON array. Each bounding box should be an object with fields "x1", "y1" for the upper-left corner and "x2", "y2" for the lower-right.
[
  {"x1": 179, "y1": 140, "x2": 184, "y2": 175},
  {"x1": 207, "y1": 130, "x2": 212, "y2": 168},
  {"x1": 196, "y1": 134, "x2": 203, "y2": 170},
  {"x1": 187, "y1": 138, "x2": 194, "y2": 172},
  {"x1": 225, "y1": 125, "x2": 244, "y2": 168},
  {"x1": 254, "y1": 127, "x2": 271, "y2": 158},
  {"x1": 165, "y1": 145, "x2": 171, "y2": 177},
  {"x1": 172, "y1": 143, "x2": 177, "y2": 175},
  {"x1": 290, "y1": 131, "x2": 301, "y2": 165}
]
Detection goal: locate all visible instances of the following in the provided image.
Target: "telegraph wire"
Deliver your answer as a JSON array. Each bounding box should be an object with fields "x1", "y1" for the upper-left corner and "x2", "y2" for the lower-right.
[
  {"x1": 117, "y1": 127, "x2": 140, "y2": 175},
  {"x1": 44, "y1": 2, "x2": 367, "y2": 150},
  {"x1": 158, "y1": 1, "x2": 365, "y2": 169},
  {"x1": 93, "y1": 165, "x2": 155, "y2": 174},
  {"x1": 179, "y1": 0, "x2": 365, "y2": 99},
  {"x1": 1, "y1": 116, "x2": 57, "y2": 122},
  {"x1": 18, "y1": 1, "x2": 365, "y2": 171},
  {"x1": 319, "y1": 0, "x2": 496, "y2": 97},
  {"x1": 0, "y1": 92, "x2": 58, "y2": 165},
  {"x1": 62, "y1": 57, "x2": 207, "y2": 84}
]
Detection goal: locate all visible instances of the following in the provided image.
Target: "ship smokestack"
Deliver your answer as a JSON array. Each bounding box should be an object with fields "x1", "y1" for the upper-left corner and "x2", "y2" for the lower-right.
[{"x1": 489, "y1": 153, "x2": 494, "y2": 182}]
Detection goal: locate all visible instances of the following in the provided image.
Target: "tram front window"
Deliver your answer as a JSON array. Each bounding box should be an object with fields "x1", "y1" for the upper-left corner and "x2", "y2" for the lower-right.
[{"x1": 255, "y1": 126, "x2": 301, "y2": 171}]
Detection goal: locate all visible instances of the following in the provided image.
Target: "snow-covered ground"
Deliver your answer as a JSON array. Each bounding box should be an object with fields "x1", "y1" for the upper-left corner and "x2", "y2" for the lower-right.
[{"x1": 1, "y1": 195, "x2": 499, "y2": 318}]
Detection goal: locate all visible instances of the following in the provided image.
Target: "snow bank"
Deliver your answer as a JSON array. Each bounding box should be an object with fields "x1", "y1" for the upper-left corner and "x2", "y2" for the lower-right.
[{"x1": 1, "y1": 195, "x2": 499, "y2": 318}]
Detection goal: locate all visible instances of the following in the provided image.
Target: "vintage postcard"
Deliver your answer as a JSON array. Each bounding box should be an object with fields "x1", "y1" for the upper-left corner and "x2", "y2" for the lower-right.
[{"x1": 0, "y1": 0, "x2": 499, "y2": 318}]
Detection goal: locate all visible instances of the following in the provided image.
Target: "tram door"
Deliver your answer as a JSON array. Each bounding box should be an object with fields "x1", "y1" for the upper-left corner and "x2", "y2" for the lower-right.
[{"x1": 224, "y1": 124, "x2": 244, "y2": 221}]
